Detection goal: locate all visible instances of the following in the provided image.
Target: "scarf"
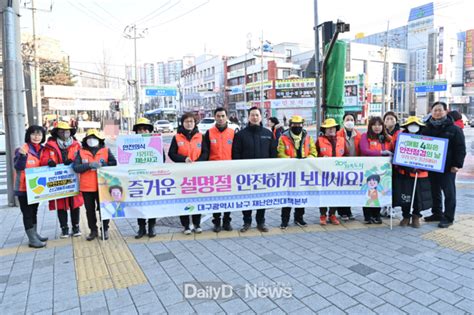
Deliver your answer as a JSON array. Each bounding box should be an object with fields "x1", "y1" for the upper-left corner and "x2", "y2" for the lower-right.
[
  {"x1": 57, "y1": 137, "x2": 73, "y2": 150},
  {"x1": 290, "y1": 131, "x2": 302, "y2": 150},
  {"x1": 430, "y1": 116, "x2": 447, "y2": 127}
]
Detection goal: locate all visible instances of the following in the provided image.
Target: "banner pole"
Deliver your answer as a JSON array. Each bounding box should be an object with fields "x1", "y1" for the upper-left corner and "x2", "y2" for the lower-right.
[
  {"x1": 409, "y1": 172, "x2": 418, "y2": 216},
  {"x1": 101, "y1": 220, "x2": 105, "y2": 241}
]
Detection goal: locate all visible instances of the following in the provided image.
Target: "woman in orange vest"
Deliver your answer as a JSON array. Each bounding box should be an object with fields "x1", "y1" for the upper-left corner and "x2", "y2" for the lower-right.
[
  {"x1": 40, "y1": 121, "x2": 84, "y2": 238},
  {"x1": 277, "y1": 115, "x2": 317, "y2": 229},
  {"x1": 393, "y1": 116, "x2": 432, "y2": 228},
  {"x1": 73, "y1": 129, "x2": 117, "y2": 241},
  {"x1": 359, "y1": 116, "x2": 393, "y2": 224},
  {"x1": 336, "y1": 113, "x2": 361, "y2": 220},
  {"x1": 316, "y1": 118, "x2": 345, "y2": 225},
  {"x1": 14, "y1": 125, "x2": 48, "y2": 248},
  {"x1": 168, "y1": 112, "x2": 205, "y2": 235},
  {"x1": 268, "y1": 117, "x2": 284, "y2": 140}
]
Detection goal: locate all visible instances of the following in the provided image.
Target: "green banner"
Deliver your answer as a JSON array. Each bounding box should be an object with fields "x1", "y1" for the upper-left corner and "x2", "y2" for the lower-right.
[{"x1": 325, "y1": 40, "x2": 346, "y2": 125}]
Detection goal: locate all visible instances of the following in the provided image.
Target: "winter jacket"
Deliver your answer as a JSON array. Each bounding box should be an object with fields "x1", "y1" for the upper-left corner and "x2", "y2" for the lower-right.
[
  {"x1": 13, "y1": 143, "x2": 43, "y2": 196},
  {"x1": 421, "y1": 115, "x2": 466, "y2": 172},
  {"x1": 168, "y1": 126, "x2": 206, "y2": 163},
  {"x1": 232, "y1": 124, "x2": 277, "y2": 160}
]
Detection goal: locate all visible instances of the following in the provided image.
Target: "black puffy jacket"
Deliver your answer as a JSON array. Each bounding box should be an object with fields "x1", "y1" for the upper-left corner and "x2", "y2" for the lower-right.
[
  {"x1": 422, "y1": 115, "x2": 466, "y2": 173},
  {"x1": 232, "y1": 124, "x2": 277, "y2": 160}
]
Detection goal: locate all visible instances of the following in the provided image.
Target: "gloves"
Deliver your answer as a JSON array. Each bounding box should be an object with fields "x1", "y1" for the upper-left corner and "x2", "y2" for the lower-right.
[
  {"x1": 100, "y1": 160, "x2": 107, "y2": 167},
  {"x1": 47, "y1": 159, "x2": 57, "y2": 167},
  {"x1": 381, "y1": 150, "x2": 393, "y2": 156},
  {"x1": 64, "y1": 159, "x2": 73, "y2": 166},
  {"x1": 89, "y1": 162, "x2": 101, "y2": 170}
]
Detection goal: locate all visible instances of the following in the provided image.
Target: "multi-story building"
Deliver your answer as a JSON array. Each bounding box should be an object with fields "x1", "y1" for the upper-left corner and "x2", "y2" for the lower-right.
[
  {"x1": 140, "y1": 63, "x2": 156, "y2": 86},
  {"x1": 181, "y1": 54, "x2": 227, "y2": 118}
]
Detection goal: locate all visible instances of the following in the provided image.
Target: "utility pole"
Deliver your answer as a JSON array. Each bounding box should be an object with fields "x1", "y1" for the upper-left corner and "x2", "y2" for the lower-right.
[
  {"x1": 313, "y1": 0, "x2": 321, "y2": 132},
  {"x1": 381, "y1": 21, "x2": 390, "y2": 114},
  {"x1": 123, "y1": 24, "x2": 147, "y2": 119},
  {"x1": 260, "y1": 31, "x2": 264, "y2": 111},
  {"x1": 31, "y1": 0, "x2": 42, "y2": 125},
  {"x1": 2, "y1": 0, "x2": 26, "y2": 206}
]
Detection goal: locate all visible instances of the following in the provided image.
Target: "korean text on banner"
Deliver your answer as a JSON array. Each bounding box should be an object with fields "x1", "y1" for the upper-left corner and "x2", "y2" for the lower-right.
[
  {"x1": 393, "y1": 133, "x2": 448, "y2": 173},
  {"x1": 116, "y1": 134, "x2": 164, "y2": 165},
  {"x1": 25, "y1": 164, "x2": 80, "y2": 205},
  {"x1": 98, "y1": 157, "x2": 392, "y2": 219}
]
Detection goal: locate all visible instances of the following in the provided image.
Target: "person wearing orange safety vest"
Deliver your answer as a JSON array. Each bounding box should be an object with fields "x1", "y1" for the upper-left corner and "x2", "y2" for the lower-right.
[
  {"x1": 168, "y1": 112, "x2": 206, "y2": 235},
  {"x1": 73, "y1": 129, "x2": 117, "y2": 241},
  {"x1": 277, "y1": 115, "x2": 317, "y2": 229},
  {"x1": 316, "y1": 118, "x2": 345, "y2": 226},
  {"x1": 359, "y1": 116, "x2": 393, "y2": 224},
  {"x1": 201, "y1": 107, "x2": 235, "y2": 233},
  {"x1": 393, "y1": 117, "x2": 432, "y2": 228},
  {"x1": 336, "y1": 113, "x2": 361, "y2": 220},
  {"x1": 14, "y1": 125, "x2": 48, "y2": 248},
  {"x1": 40, "y1": 121, "x2": 84, "y2": 238}
]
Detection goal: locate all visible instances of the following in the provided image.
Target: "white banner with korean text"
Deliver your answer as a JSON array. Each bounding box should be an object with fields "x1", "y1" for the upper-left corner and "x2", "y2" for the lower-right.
[{"x1": 97, "y1": 157, "x2": 392, "y2": 219}]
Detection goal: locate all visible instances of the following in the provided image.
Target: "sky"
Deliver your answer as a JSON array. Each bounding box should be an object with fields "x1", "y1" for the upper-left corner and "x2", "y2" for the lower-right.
[{"x1": 19, "y1": 0, "x2": 472, "y2": 75}]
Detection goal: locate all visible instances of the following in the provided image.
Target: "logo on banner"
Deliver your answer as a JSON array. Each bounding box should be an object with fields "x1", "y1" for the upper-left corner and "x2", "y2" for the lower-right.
[
  {"x1": 184, "y1": 205, "x2": 195, "y2": 212},
  {"x1": 29, "y1": 176, "x2": 47, "y2": 195}
]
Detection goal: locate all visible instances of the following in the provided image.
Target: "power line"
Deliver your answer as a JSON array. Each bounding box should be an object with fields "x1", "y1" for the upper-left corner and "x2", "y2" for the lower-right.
[
  {"x1": 65, "y1": 0, "x2": 119, "y2": 33},
  {"x1": 140, "y1": 0, "x2": 182, "y2": 25},
  {"x1": 93, "y1": 0, "x2": 124, "y2": 26},
  {"x1": 146, "y1": 0, "x2": 210, "y2": 30},
  {"x1": 133, "y1": 0, "x2": 172, "y2": 25}
]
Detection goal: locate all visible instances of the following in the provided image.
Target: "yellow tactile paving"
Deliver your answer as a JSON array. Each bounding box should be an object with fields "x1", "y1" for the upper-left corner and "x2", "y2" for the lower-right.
[
  {"x1": 422, "y1": 215, "x2": 474, "y2": 253},
  {"x1": 73, "y1": 211, "x2": 147, "y2": 296}
]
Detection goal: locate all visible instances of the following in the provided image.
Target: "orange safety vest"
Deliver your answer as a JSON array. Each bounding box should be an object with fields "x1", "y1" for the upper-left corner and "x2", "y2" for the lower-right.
[
  {"x1": 42, "y1": 138, "x2": 80, "y2": 165},
  {"x1": 397, "y1": 167, "x2": 429, "y2": 178},
  {"x1": 336, "y1": 128, "x2": 361, "y2": 156},
  {"x1": 14, "y1": 144, "x2": 42, "y2": 192},
  {"x1": 317, "y1": 136, "x2": 345, "y2": 157},
  {"x1": 175, "y1": 133, "x2": 203, "y2": 162},
  {"x1": 367, "y1": 135, "x2": 392, "y2": 152},
  {"x1": 280, "y1": 134, "x2": 311, "y2": 158},
  {"x1": 208, "y1": 126, "x2": 234, "y2": 161},
  {"x1": 78, "y1": 148, "x2": 109, "y2": 192}
]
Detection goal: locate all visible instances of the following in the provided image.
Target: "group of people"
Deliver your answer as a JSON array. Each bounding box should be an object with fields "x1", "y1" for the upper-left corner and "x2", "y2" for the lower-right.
[{"x1": 14, "y1": 101, "x2": 466, "y2": 248}]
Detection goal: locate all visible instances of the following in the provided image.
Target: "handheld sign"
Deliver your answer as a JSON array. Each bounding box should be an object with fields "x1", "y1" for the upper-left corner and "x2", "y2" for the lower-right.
[
  {"x1": 116, "y1": 134, "x2": 164, "y2": 165},
  {"x1": 25, "y1": 164, "x2": 79, "y2": 205},
  {"x1": 393, "y1": 133, "x2": 448, "y2": 173}
]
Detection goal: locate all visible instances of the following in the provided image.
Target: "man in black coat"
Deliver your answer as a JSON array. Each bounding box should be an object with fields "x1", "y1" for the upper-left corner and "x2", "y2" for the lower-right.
[
  {"x1": 422, "y1": 101, "x2": 466, "y2": 228},
  {"x1": 232, "y1": 107, "x2": 277, "y2": 232}
]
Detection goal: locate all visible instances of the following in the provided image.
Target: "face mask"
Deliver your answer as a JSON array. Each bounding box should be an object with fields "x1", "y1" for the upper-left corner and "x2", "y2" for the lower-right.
[
  {"x1": 407, "y1": 125, "x2": 420, "y2": 133},
  {"x1": 87, "y1": 138, "x2": 99, "y2": 147},
  {"x1": 344, "y1": 121, "x2": 354, "y2": 130},
  {"x1": 291, "y1": 126, "x2": 303, "y2": 135}
]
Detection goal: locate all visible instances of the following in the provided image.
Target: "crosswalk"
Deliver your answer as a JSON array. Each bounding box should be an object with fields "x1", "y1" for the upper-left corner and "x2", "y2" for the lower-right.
[{"x1": 0, "y1": 155, "x2": 6, "y2": 195}]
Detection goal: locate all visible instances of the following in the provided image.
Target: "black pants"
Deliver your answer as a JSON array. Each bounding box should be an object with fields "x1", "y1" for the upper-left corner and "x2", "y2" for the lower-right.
[
  {"x1": 430, "y1": 172, "x2": 456, "y2": 222},
  {"x1": 363, "y1": 207, "x2": 381, "y2": 221},
  {"x1": 242, "y1": 209, "x2": 265, "y2": 225},
  {"x1": 320, "y1": 207, "x2": 337, "y2": 216},
  {"x1": 18, "y1": 195, "x2": 39, "y2": 230},
  {"x1": 83, "y1": 191, "x2": 109, "y2": 232},
  {"x1": 137, "y1": 218, "x2": 156, "y2": 227},
  {"x1": 212, "y1": 212, "x2": 231, "y2": 225},
  {"x1": 180, "y1": 215, "x2": 201, "y2": 228},
  {"x1": 338, "y1": 207, "x2": 352, "y2": 216},
  {"x1": 57, "y1": 208, "x2": 80, "y2": 228},
  {"x1": 401, "y1": 206, "x2": 421, "y2": 219},
  {"x1": 281, "y1": 207, "x2": 304, "y2": 224}
]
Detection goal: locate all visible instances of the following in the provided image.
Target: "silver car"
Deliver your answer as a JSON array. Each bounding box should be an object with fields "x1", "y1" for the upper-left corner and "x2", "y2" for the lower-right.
[{"x1": 153, "y1": 120, "x2": 174, "y2": 133}]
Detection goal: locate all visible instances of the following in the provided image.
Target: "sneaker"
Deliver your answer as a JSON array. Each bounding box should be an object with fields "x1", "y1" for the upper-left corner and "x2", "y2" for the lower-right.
[
  {"x1": 340, "y1": 215, "x2": 349, "y2": 221},
  {"x1": 425, "y1": 214, "x2": 443, "y2": 222},
  {"x1": 399, "y1": 218, "x2": 410, "y2": 227},
  {"x1": 194, "y1": 226, "x2": 202, "y2": 234},
  {"x1": 280, "y1": 222, "x2": 288, "y2": 230},
  {"x1": 329, "y1": 215, "x2": 340, "y2": 225},
  {"x1": 373, "y1": 217, "x2": 383, "y2": 224},
  {"x1": 294, "y1": 218, "x2": 307, "y2": 227},
  {"x1": 364, "y1": 218, "x2": 372, "y2": 224},
  {"x1": 257, "y1": 224, "x2": 269, "y2": 232},
  {"x1": 183, "y1": 229, "x2": 192, "y2": 235},
  {"x1": 72, "y1": 225, "x2": 82, "y2": 237},
  {"x1": 348, "y1": 215, "x2": 355, "y2": 221},
  {"x1": 438, "y1": 220, "x2": 453, "y2": 228},
  {"x1": 319, "y1": 215, "x2": 327, "y2": 226},
  {"x1": 240, "y1": 223, "x2": 251, "y2": 233},
  {"x1": 222, "y1": 222, "x2": 233, "y2": 231},
  {"x1": 60, "y1": 227, "x2": 70, "y2": 239}
]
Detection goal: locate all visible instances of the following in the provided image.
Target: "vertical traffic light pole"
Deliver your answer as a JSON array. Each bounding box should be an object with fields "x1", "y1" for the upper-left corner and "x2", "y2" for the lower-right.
[{"x1": 313, "y1": 0, "x2": 321, "y2": 132}]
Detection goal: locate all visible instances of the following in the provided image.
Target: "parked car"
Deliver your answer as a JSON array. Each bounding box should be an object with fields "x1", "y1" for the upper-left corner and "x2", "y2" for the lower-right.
[
  {"x1": 461, "y1": 113, "x2": 469, "y2": 126},
  {"x1": 197, "y1": 117, "x2": 240, "y2": 134},
  {"x1": 153, "y1": 120, "x2": 174, "y2": 133},
  {"x1": 0, "y1": 130, "x2": 5, "y2": 154}
]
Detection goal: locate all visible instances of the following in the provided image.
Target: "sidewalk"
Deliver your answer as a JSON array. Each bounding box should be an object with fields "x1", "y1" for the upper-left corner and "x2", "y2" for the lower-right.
[{"x1": 0, "y1": 186, "x2": 473, "y2": 314}]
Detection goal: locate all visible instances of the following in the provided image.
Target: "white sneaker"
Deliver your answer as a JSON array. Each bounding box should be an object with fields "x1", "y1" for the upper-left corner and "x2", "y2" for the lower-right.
[
  {"x1": 183, "y1": 229, "x2": 192, "y2": 235},
  {"x1": 194, "y1": 227, "x2": 202, "y2": 234}
]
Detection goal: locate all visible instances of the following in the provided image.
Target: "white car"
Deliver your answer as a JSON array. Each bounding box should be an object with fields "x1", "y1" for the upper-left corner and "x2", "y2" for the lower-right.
[
  {"x1": 0, "y1": 130, "x2": 5, "y2": 154},
  {"x1": 153, "y1": 120, "x2": 174, "y2": 133},
  {"x1": 197, "y1": 118, "x2": 240, "y2": 134}
]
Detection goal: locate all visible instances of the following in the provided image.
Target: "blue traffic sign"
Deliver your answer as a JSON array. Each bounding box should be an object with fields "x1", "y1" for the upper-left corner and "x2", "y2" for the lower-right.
[
  {"x1": 415, "y1": 81, "x2": 447, "y2": 93},
  {"x1": 145, "y1": 88, "x2": 177, "y2": 97}
]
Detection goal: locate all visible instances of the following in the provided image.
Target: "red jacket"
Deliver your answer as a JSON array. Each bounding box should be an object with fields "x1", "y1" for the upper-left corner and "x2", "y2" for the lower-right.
[{"x1": 40, "y1": 138, "x2": 84, "y2": 211}]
